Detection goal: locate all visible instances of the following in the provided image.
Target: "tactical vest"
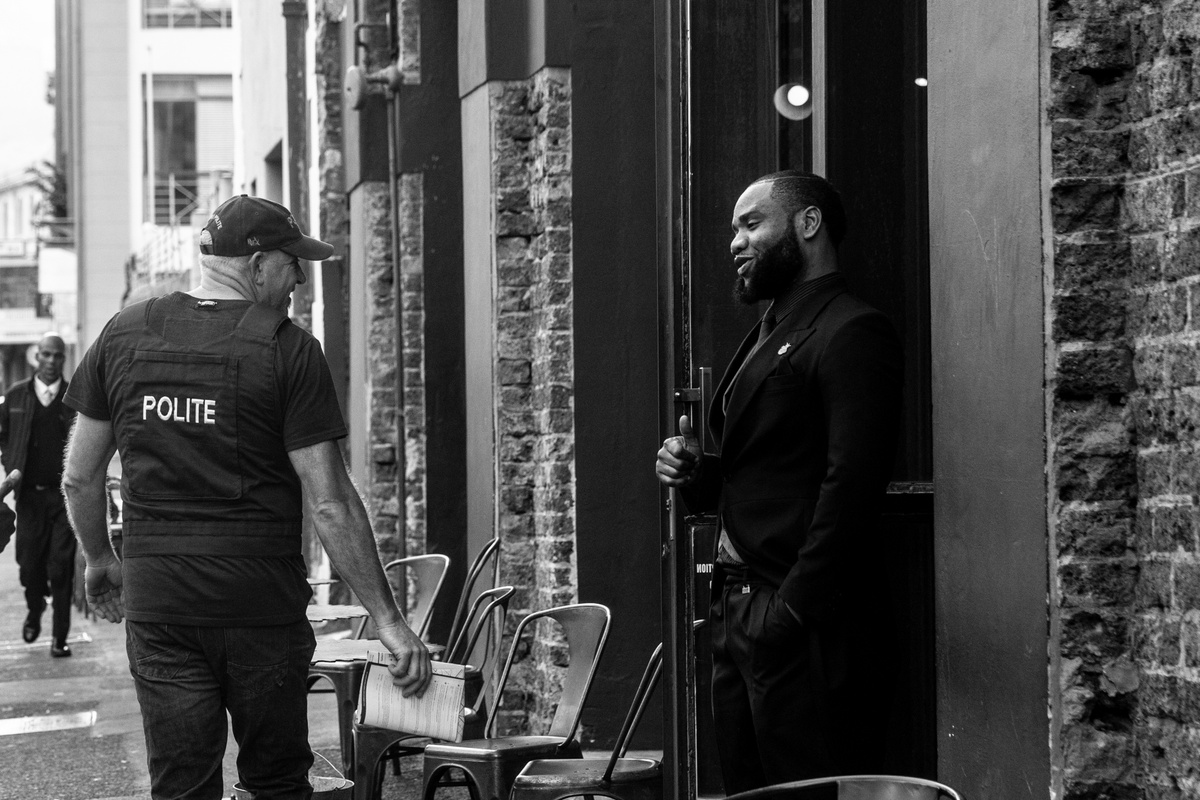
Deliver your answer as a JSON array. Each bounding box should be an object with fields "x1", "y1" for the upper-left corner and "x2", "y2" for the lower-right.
[{"x1": 105, "y1": 295, "x2": 302, "y2": 560}]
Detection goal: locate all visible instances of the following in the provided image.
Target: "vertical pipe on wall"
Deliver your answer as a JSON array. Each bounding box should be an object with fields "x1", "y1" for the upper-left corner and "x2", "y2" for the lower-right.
[
  {"x1": 655, "y1": 0, "x2": 690, "y2": 797},
  {"x1": 810, "y1": 0, "x2": 826, "y2": 177}
]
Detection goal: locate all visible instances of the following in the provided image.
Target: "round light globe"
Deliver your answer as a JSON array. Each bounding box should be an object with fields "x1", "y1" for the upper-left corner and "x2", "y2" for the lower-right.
[
  {"x1": 773, "y1": 83, "x2": 814, "y2": 121},
  {"x1": 787, "y1": 85, "x2": 810, "y2": 106}
]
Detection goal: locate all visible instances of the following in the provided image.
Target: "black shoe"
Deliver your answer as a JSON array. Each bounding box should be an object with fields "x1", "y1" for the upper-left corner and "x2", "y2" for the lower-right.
[
  {"x1": 50, "y1": 641, "x2": 71, "y2": 658},
  {"x1": 22, "y1": 613, "x2": 40, "y2": 644}
]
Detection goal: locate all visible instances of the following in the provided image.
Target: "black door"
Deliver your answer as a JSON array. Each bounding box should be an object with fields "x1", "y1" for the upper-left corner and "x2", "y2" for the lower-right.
[{"x1": 658, "y1": 0, "x2": 934, "y2": 794}]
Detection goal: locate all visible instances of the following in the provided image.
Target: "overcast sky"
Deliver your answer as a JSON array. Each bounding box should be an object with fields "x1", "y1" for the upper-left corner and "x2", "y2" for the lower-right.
[{"x1": 0, "y1": 1, "x2": 56, "y2": 179}]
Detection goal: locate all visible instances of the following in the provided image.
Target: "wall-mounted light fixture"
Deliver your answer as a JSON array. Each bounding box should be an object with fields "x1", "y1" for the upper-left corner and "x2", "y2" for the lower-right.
[
  {"x1": 344, "y1": 64, "x2": 402, "y2": 111},
  {"x1": 774, "y1": 83, "x2": 813, "y2": 121}
]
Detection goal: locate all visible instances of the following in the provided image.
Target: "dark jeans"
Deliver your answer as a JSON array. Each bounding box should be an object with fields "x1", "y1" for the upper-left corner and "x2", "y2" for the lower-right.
[
  {"x1": 15, "y1": 486, "x2": 76, "y2": 642},
  {"x1": 126, "y1": 619, "x2": 317, "y2": 800}
]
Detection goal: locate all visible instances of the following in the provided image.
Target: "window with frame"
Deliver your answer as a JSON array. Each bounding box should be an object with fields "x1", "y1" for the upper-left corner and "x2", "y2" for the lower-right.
[{"x1": 144, "y1": 75, "x2": 233, "y2": 225}]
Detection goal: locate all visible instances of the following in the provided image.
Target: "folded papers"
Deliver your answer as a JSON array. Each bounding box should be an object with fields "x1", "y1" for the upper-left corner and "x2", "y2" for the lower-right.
[{"x1": 356, "y1": 653, "x2": 466, "y2": 742}]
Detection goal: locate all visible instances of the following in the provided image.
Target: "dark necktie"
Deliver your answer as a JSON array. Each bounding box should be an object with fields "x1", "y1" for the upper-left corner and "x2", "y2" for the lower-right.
[
  {"x1": 756, "y1": 311, "x2": 777, "y2": 347},
  {"x1": 724, "y1": 311, "x2": 777, "y2": 413}
]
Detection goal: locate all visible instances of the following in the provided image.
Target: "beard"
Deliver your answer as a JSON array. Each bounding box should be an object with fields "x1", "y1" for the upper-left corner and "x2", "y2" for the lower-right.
[{"x1": 732, "y1": 226, "x2": 803, "y2": 305}]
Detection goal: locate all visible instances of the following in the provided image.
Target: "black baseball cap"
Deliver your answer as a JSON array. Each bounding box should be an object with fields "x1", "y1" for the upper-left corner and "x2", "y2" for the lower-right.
[{"x1": 199, "y1": 195, "x2": 334, "y2": 261}]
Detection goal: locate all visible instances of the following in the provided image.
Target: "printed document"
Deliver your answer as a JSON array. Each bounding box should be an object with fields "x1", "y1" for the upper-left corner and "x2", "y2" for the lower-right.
[{"x1": 356, "y1": 653, "x2": 466, "y2": 742}]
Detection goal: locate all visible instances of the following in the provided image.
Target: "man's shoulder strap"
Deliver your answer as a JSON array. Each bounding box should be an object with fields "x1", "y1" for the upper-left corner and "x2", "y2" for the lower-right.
[
  {"x1": 235, "y1": 303, "x2": 289, "y2": 342},
  {"x1": 111, "y1": 297, "x2": 157, "y2": 332}
]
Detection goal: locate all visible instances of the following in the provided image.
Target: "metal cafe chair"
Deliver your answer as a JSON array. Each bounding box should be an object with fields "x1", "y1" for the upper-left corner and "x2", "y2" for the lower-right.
[
  {"x1": 509, "y1": 642, "x2": 665, "y2": 800},
  {"x1": 355, "y1": 553, "x2": 452, "y2": 640},
  {"x1": 351, "y1": 585, "x2": 517, "y2": 800},
  {"x1": 445, "y1": 537, "x2": 501, "y2": 651},
  {"x1": 421, "y1": 603, "x2": 613, "y2": 800},
  {"x1": 307, "y1": 552, "x2": 451, "y2": 777},
  {"x1": 724, "y1": 776, "x2": 964, "y2": 800}
]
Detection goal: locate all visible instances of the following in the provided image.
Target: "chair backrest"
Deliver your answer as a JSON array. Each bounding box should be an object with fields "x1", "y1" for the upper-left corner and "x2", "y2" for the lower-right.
[
  {"x1": 602, "y1": 643, "x2": 664, "y2": 782},
  {"x1": 485, "y1": 602, "x2": 612, "y2": 741},
  {"x1": 446, "y1": 585, "x2": 515, "y2": 713},
  {"x1": 446, "y1": 585, "x2": 515, "y2": 665},
  {"x1": 725, "y1": 776, "x2": 963, "y2": 800},
  {"x1": 356, "y1": 553, "x2": 450, "y2": 640},
  {"x1": 446, "y1": 537, "x2": 501, "y2": 649}
]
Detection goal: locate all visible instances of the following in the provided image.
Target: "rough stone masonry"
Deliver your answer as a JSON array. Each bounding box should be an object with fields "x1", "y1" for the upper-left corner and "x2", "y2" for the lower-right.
[
  {"x1": 490, "y1": 67, "x2": 579, "y2": 738},
  {"x1": 1050, "y1": 0, "x2": 1200, "y2": 796}
]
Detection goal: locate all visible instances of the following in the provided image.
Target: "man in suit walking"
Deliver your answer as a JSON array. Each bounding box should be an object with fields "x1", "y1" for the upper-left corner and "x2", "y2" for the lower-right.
[
  {"x1": 656, "y1": 171, "x2": 903, "y2": 791},
  {"x1": 0, "y1": 333, "x2": 78, "y2": 657}
]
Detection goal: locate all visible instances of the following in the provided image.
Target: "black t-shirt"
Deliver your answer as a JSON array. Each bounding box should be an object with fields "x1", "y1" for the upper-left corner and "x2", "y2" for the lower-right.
[{"x1": 66, "y1": 293, "x2": 348, "y2": 625}]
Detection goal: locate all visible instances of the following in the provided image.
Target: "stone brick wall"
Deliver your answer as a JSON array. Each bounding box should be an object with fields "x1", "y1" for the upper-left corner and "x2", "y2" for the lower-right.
[
  {"x1": 362, "y1": 181, "x2": 405, "y2": 563},
  {"x1": 315, "y1": 0, "x2": 348, "y2": 262},
  {"x1": 488, "y1": 67, "x2": 578, "y2": 737},
  {"x1": 311, "y1": 0, "x2": 351, "y2": 599},
  {"x1": 1050, "y1": 0, "x2": 1200, "y2": 796},
  {"x1": 398, "y1": 172, "x2": 428, "y2": 557}
]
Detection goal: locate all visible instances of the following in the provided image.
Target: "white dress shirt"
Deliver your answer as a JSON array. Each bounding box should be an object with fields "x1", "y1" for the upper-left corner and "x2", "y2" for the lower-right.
[{"x1": 33, "y1": 377, "x2": 61, "y2": 408}]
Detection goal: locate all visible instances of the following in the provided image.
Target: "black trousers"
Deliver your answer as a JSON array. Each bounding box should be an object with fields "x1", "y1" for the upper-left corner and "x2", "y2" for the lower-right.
[
  {"x1": 15, "y1": 486, "x2": 76, "y2": 642},
  {"x1": 710, "y1": 571, "x2": 882, "y2": 794}
]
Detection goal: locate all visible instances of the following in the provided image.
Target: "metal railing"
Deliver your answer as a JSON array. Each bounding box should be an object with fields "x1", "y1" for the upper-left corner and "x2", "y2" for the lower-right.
[
  {"x1": 148, "y1": 170, "x2": 231, "y2": 227},
  {"x1": 130, "y1": 170, "x2": 231, "y2": 287},
  {"x1": 143, "y1": 3, "x2": 232, "y2": 29}
]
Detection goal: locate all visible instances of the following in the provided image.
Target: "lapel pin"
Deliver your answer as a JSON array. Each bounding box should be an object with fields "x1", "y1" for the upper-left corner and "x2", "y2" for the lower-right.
[{"x1": 778, "y1": 343, "x2": 791, "y2": 355}]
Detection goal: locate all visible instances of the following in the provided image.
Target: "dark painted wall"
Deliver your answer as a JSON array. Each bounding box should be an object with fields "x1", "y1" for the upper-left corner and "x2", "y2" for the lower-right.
[
  {"x1": 927, "y1": 0, "x2": 1050, "y2": 796},
  {"x1": 396, "y1": 0, "x2": 468, "y2": 645},
  {"x1": 570, "y1": 1, "x2": 664, "y2": 747}
]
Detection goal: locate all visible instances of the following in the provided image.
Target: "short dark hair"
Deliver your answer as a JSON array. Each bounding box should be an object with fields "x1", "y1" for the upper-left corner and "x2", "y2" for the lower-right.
[{"x1": 752, "y1": 170, "x2": 847, "y2": 247}]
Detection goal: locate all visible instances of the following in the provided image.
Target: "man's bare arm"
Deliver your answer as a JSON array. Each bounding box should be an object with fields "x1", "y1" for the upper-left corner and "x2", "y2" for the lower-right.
[
  {"x1": 288, "y1": 440, "x2": 431, "y2": 696},
  {"x1": 62, "y1": 415, "x2": 123, "y2": 622}
]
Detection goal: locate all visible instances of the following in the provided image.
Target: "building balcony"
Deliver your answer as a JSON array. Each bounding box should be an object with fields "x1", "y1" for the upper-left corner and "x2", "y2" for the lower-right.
[{"x1": 147, "y1": 170, "x2": 232, "y2": 227}]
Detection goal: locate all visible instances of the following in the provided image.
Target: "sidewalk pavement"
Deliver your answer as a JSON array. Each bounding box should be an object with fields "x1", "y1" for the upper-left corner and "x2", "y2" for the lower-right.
[
  {"x1": 0, "y1": 522, "x2": 640, "y2": 800},
  {"x1": 0, "y1": 535, "x2": 353, "y2": 800}
]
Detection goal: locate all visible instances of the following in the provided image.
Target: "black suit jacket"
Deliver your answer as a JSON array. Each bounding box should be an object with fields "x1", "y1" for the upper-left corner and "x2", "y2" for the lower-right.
[
  {"x1": 0, "y1": 378, "x2": 75, "y2": 479},
  {"x1": 682, "y1": 275, "x2": 903, "y2": 626}
]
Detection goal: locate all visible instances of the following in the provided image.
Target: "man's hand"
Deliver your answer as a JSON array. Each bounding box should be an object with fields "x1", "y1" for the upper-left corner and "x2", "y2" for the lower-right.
[
  {"x1": 0, "y1": 468, "x2": 20, "y2": 499},
  {"x1": 376, "y1": 620, "x2": 432, "y2": 697},
  {"x1": 85, "y1": 555, "x2": 124, "y2": 623},
  {"x1": 656, "y1": 414, "x2": 702, "y2": 486},
  {"x1": 0, "y1": 469, "x2": 20, "y2": 554}
]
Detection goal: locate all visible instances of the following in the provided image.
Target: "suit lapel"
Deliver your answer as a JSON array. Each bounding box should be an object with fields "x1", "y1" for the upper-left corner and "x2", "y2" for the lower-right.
[
  {"x1": 716, "y1": 279, "x2": 846, "y2": 457},
  {"x1": 721, "y1": 325, "x2": 816, "y2": 438},
  {"x1": 709, "y1": 324, "x2": 760, "y2": 445}
]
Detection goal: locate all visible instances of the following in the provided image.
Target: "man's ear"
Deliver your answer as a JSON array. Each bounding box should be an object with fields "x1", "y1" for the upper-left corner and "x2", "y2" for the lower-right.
[
  {"x1": 795, "y1": 206, "x2": 823, "y2": 241},
  {"x1": 249, "y1": 251, "x2": 267, "y2": 284}
]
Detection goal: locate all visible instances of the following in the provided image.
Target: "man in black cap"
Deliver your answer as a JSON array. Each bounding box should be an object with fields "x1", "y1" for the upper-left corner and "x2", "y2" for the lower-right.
[
  {"x1": 0, "y1": 332, "x2": 77, "y2": 657},
  {"x1": 62, "y1": 196, "x2": 431, "y2": 799}
]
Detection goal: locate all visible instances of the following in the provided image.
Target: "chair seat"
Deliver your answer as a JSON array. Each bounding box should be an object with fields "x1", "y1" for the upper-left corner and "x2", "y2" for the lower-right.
[
  {"x1": 425, "y1": 735, "x2": 569, "y2": 761},
  {"x1": 309, "y1": 660, "x2": 366, "y2": 679},
  {"x1": 516, "y1": 757, "x2": 661, "y2": 785}
]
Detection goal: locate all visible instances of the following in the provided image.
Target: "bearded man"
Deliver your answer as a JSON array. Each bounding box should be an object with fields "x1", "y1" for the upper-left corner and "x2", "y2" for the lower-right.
[{"x1": 655, "y1": 170, "x2": 903, "y2": 791}]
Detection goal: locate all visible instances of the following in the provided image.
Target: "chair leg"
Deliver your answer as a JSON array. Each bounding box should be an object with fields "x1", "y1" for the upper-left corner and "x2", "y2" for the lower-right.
[
  {"x1": 335, "y1": 679, "x2": 357, "y2": 779},
  {"x1": 374, "y1": 757, "x2": 387, "y2": 800},
  {"x1": 352, "y1": 730, "x2": 389, "y2": 800},
  {"x1": 424, "y1": 764, "x2": 483, "y2": 800}
]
